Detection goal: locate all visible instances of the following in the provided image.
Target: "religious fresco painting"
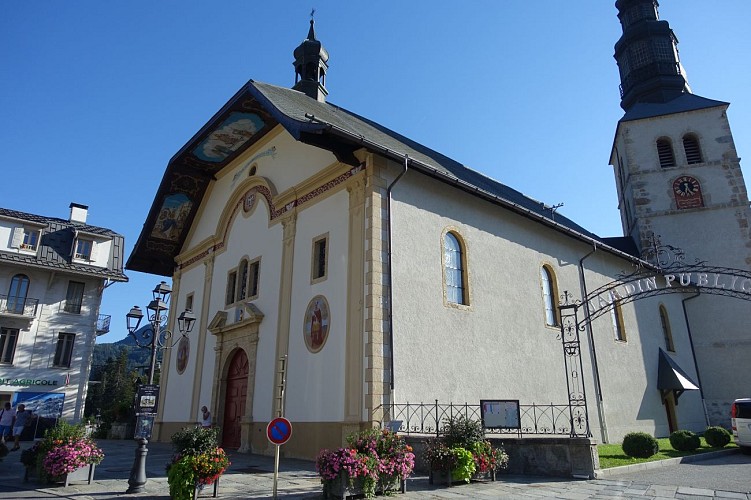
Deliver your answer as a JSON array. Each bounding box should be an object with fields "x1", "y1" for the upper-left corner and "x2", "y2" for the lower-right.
[
  {"x1": 176, "y1": 336, "x2": 190, "y2": 375},
  {"x1": 151, "y1": 193, "x2": 193, "y2": 241},
  {"x1": 193, "y1": 112, "x2": 265, "y2": 163},
  {"x1": 303, "y1": 295, "x2": 330, "y2": 353}
]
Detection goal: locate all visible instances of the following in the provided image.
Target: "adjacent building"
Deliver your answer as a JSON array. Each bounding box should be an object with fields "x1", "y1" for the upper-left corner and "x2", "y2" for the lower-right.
[
  {"x1": 127, "y1": 1, "x2": 748, "y2": 458},
  {"x1": 0, "y1": 203, "x2": 128, "y2": 422}
]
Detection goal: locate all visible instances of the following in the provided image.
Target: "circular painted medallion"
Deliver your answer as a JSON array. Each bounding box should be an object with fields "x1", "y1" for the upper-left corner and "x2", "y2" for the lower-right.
[
  {"x1": 175, "y1": 336, "x2": 190, "y2": 375},
  {"x1": 304, "y1": 295, "x2": 330, "y2": 353}
]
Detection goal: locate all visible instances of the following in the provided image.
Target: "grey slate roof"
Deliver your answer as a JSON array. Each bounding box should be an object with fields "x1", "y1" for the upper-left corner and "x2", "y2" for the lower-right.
[
  {"x1": 620, "y1": 93, "x2": 727, "y2": 123},
  {"x1": 0, "y1": 207, "x2": 128, "y2": 282},
  {"x1": 250, "y1": 81, "x2": 627, "y2": 253}
]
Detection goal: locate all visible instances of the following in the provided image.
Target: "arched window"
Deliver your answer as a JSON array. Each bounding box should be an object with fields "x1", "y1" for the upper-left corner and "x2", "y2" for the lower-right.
[
  {"x1": 683, "y1": 134, "x2": 703, "y2": 164},
  {"x1": 443, "y1": 232, "x2": 467, "y2": 305},
  {"x1": 237, "y1": 259, "x2": 248, "y2": 301},
  {"x1": 656, "y1": 138, "x2": 676, "y2": 168},
  {"x1": 659, "y1": 305, "x2": 675, "y2": 352},
  {"x1": 540, "y1": 266, "x2": 559, "y2": 326},
  {"x1": 7, "y1": 274, "x2": 30, "y2": 314},
  {"x1": 610, "y1": 293, "x2": 626, "y2": 342}
]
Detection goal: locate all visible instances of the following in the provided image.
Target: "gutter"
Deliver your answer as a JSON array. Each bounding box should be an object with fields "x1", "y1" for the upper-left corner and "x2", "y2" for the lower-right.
[
  {"x1": 386, "y1": 157, "x2": 409, "y2": 390},
  {"x1": 681, "y1": 291, "x2": 708, "y2": 425},
  {"x1": 577, "y1": 244, "x2": 609, "y2": 443}
]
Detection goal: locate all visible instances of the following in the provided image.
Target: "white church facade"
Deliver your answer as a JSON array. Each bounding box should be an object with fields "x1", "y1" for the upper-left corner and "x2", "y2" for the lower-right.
[{"x1": 127, "y1": 0, "x2": 748, "y2": 458}]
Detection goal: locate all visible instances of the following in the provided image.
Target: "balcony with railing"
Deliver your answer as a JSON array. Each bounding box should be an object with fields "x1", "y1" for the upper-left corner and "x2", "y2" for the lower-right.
[
  {"x1": 96, "y1": 314, "x2": 111, "y2": 335},
  {"x1": 0, "y1": 294, "x2": 39, "y2": 318}
]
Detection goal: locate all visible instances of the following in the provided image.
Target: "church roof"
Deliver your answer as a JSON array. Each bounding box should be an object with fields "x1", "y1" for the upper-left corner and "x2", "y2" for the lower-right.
[
  {"x1": 128, "y1": 80, "x2": 643, "y2": 276},
  {"x1": 619, "y1": 93, "x2": 727, "y2": 123}
]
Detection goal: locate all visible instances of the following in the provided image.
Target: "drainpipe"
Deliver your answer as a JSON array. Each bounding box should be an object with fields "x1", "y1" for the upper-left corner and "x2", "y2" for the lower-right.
[
  {"x1": 386, "y1": 156, "x2": 409, "y2": 390},
  {"x1": 681, "y1": 291, "x2": 708, "y2": 425},
  {"x1": 578, "y1": 244, "x2": 609, "y2": 443}
]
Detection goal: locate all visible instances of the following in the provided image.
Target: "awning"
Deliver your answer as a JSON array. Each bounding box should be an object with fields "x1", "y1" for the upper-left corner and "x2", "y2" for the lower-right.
[{"x1": 657, "y1": 348, "x2": 699, "y2": 403}]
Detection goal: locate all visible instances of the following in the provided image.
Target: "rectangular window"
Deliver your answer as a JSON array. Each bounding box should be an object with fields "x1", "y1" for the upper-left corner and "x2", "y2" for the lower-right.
[
  {"x1": 0, "y1": 328, "x2": 19, "y2": 364},
  {"x1": 248, "y1": 259, "x2": 260, "y2": 298},
  {"x1": 75, "y1": 239, "x2": 93, "y2": 260},
  {"x1": 64, "y1": 281, "x2": 85, "y2": 314},
  {"x1": 186, "y1": 293, "x2": 194, "y2": 312},
  {"x1": 311, "y1": 234, "x2": 328, "y2": 282},
  {"x1": 21, "y1": 228, "x2": 40, "y2": 251},
  {"x1": 226, "y1": 270, "x2": 237, "y2": 306},
  {"x1": 53, "y1": 332, "x2": 75, "y2": 368}
]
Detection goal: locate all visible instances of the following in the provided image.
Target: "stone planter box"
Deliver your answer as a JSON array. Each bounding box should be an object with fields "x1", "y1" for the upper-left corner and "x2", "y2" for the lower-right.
[
  {"x1": 64, "y1": 463, "x2": 96, "y2": 487},
  {"x1": 428, "y1": 468, "x2": 497, "y2": 487},
  {"x1": 322, "y1": 473, "x2": 406, "y2": 499},
  {"x1": 24, "y1": 463, "x2": 96, "y2": 486}
]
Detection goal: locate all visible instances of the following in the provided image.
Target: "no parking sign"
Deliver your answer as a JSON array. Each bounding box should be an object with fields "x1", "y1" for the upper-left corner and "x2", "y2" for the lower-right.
[{"x1": 266, "y1": 417, "x2": 292, "y2": 445}]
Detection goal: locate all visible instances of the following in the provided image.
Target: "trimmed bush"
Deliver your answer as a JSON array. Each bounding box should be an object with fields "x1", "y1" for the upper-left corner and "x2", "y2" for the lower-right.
[
  {"x1": 622, "y1": 432, "x2": 659, "y2": 458},
  {"x1": 704, "y1": 426, "x2": 731, "y2": 448},
  {"x1": 669, "y1": 430, "x2": 700, "y2": 451}
]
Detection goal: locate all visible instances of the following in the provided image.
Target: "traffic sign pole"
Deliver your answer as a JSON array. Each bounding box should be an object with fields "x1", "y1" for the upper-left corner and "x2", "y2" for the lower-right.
[{"x1": 266, "y1": 417, "x2": 292, "y2": 499}]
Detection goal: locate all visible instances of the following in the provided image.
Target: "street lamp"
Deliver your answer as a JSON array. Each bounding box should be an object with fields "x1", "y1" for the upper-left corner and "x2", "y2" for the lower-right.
[{"x1": 125, "y1": 281, "x2": 196, "y2": 494}]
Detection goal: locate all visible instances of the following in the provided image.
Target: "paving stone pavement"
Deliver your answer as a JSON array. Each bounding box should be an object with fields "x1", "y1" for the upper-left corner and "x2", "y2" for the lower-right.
[{"x1": 0, "y1": 440, "x2": 748, "y2": 499}]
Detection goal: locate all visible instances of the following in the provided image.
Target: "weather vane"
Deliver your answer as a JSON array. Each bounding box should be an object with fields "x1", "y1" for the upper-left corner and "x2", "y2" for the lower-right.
[{"x1": 310, "y1": 8, "x2": 315, "y2": 20}]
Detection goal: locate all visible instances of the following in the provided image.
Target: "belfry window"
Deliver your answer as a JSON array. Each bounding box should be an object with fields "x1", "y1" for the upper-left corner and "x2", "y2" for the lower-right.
[
  {"x1": 656, "y1": 138, "x2": 676, "y2": 168},
  {"x1": 540, "y1": 266, "x2": 559, "y2": 327},
  {"x1": 683, "y1": 134, "x2": 703, "y2": 164},
  {"x1": 443, "y1": 232, "x2": 468, "y2": 306}
]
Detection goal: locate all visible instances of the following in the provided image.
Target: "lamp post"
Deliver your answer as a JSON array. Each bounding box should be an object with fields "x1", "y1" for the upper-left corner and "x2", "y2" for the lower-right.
[{"x1": 125, "y1": 281, "x2": 196, "y2": 494}]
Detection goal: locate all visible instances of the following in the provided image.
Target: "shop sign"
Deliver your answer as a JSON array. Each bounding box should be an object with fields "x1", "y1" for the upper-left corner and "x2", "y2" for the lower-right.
[{"x1": 0, "y1": 378, "x2": 59, "y2": 387}]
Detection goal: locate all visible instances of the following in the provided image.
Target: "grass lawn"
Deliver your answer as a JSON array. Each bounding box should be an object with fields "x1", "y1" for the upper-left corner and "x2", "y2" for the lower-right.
[{"x1": 598, "y1": 437, "x2": 737, "y2": 469}]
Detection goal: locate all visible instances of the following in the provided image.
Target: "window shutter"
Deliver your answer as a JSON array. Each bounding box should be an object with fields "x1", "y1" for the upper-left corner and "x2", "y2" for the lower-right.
[
  {"x1": 11, "y1": 227, "x2": 23, "y2": 248},
  {"x1": 89, "y1": 241, "x2": 98, "y2": 261}
]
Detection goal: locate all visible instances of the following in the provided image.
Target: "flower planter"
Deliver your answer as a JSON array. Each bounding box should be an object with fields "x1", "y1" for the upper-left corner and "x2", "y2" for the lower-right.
[
  {"x1": 322, "y1": 472, "x2": 406, "y2": 499},
  {"x1": 193, "y1": 477, "x2": 219, "y2": 499},
  {"x1": 63, "y1": 463, "x2": 96, "y2": 487}
]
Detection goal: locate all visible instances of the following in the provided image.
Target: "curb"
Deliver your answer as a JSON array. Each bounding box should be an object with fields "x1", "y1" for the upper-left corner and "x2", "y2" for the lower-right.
[{"x1": 594, "y1": 447, "x2": 739, "y2": 478}]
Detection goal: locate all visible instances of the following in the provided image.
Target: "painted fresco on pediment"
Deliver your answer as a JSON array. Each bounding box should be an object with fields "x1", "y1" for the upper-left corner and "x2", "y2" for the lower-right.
[
  {"x1": 304, "y1": 295, "x2": 330, "y2": 353},
  {"x1": 193, "y1": 112, "x2": 265, "y2": 163},
  {"x1": 151, "y1": 193, "x2": 193, "y2": 241}
]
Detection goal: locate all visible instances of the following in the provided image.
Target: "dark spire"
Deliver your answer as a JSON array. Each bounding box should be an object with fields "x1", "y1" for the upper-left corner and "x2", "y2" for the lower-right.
[
  {"x1": 614, "y1": 0, "x2": 691, "y2": 111},
  {"x1": 292, "y1": 17, "x2": 329, "y2": 102}
]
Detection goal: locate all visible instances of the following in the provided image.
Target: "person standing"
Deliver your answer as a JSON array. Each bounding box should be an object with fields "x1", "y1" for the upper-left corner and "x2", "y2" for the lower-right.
[
  {"x1": 200, "y1": 405, "x2": 211, "y2": 428},
  {"x1": 11, "y1": 404, "x2": 33, "y2": 451},
  {"x1": 0, "y1": 402, "x2": 15, "y2": 444}
]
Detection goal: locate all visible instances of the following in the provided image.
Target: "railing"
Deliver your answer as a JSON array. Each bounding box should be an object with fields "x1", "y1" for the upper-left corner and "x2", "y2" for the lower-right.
[
  {"x1": 372, "y1": 401, "x2": 577, "y2": 437},
  {"x1": 96, "y1": 314, "x2": 111, "y2": 335},
  {"x1": 619, "y1": 61, "x2": 682, "y2": 98},
  {"x1": 0, "y1": 294, "x2": 39, "y2": 317}
]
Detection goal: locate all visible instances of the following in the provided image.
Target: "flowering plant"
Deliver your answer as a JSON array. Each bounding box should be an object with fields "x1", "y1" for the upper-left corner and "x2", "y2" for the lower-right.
[
  {"x1": 425, "y1": 417, "x2": 509, "y2": 483},
  {"x1": 42, "y1": 437, "x2": 104, "y2": 477},
  {"x1": 316, "y1": 429, "x2": 415, "y2": 499},
  {"x1": 20, "y1": 421, "x2": 104, "y2": 482},
  {"x1": 167, "y1": 426, "x2": 230, "y2": 500}
]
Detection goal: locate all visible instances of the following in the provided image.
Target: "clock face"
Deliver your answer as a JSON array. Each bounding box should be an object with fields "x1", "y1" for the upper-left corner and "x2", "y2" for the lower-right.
[{"x1": 674, "y1": 176, "x2": 700, "y2": 197}]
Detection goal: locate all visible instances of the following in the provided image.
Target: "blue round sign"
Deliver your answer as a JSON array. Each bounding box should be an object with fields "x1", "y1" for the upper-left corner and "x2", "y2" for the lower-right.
[{"x1": 266, "y1": 417, "x2": 292, "y2": 445}]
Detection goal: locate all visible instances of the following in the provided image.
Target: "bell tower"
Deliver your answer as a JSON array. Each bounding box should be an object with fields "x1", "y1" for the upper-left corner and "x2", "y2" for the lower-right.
[
  {"x1": 292, "y1": 18, "x2": 329, "y2": 102},
  {"x1": 609, "y1": 0, "x2": 751, "y2": 426}
]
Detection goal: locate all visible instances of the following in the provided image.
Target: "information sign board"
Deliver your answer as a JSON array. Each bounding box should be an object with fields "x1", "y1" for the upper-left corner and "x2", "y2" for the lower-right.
[{"x1": 480, "y1": 399, "x2": 521, "y2": 429}]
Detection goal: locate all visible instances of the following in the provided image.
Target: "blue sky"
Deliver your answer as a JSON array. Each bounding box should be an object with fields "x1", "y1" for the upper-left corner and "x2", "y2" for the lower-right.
[{"x1": 2, "y1": 1, "x2": 750, "y2": 343}]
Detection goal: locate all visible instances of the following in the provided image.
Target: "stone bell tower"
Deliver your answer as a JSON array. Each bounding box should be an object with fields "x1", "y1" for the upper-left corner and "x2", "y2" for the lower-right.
[{"x1": 608, "y1": 0, "x2": 751, "y2": 426}]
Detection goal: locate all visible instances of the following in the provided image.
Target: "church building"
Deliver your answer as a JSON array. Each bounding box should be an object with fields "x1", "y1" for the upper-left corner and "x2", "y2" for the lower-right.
[{"x1": 127, "y1": 0, "x2": 748, "y2": 458}]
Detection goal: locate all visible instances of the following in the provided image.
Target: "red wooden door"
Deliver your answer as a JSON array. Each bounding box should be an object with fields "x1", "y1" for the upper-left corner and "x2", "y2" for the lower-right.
[{"x1": 222, "y1": 350, "x2": 248, "y2": 449}]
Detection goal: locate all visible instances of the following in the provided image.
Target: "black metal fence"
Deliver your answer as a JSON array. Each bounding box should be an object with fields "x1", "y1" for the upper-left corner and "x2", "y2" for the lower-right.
[{"x1": 372, "y1": 401, "x2": 578, "y2": 437}]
